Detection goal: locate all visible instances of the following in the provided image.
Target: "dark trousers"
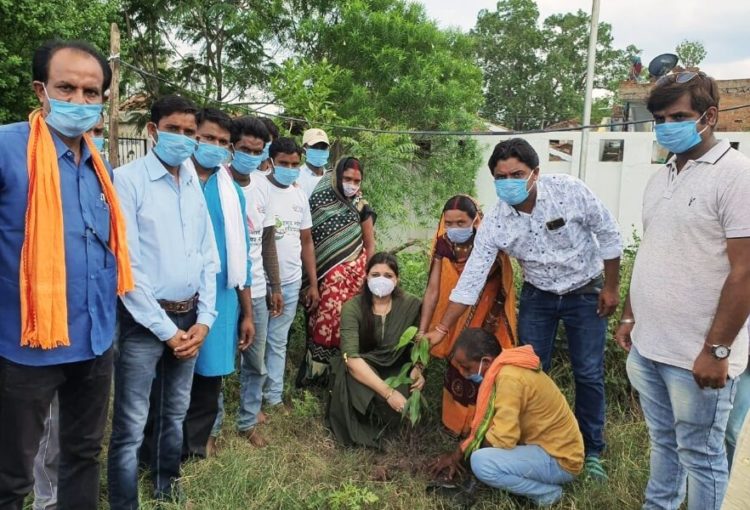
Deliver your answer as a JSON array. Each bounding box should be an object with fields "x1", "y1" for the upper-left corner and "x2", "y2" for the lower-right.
[
  {"x1": 517, "y1": 282, "x2": 607, "y2": 456},
  {"x1": 182, "y1": 374, "x2": 222, "y2": 459},
  {"x1": 0, "y1": 349, "x2": 113, "y2": 510}
]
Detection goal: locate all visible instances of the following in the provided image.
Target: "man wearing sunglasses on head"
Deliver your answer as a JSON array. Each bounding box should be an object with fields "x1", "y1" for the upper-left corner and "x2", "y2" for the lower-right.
[{"x1": 616, "y1": 72, "x2": 750, "y2": 510}]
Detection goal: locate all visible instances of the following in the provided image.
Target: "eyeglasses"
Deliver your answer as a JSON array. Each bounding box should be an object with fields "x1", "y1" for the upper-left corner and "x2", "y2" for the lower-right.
[{"x1": 656, "y1": 71, "x2": 706, "y2": 87}]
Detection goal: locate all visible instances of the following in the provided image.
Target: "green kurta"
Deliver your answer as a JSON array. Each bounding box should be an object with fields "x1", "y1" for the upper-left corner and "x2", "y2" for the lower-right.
[{"x1": 326, "y1": 292, "x2": 422, "y2": 448}]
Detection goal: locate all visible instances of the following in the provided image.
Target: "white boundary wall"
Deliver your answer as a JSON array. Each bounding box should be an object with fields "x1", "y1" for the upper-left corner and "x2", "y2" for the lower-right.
[{"x1": 473, "y1": 132, "x2": 750, "y2": 243}]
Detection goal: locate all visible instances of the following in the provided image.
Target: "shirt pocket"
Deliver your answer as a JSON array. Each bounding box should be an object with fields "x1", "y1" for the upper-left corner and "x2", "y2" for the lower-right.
[
  {"x1": 93, "y1": 199, "x2": 115, "y2": 267},
  {"x1": 545, "y1": 223, "x2": 574, "y2": 250}
]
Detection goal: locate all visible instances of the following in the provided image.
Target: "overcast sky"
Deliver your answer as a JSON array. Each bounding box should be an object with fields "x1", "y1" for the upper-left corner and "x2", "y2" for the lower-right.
[{"x1": 422, "y1": 0, "x2": 750, "y2": 80}]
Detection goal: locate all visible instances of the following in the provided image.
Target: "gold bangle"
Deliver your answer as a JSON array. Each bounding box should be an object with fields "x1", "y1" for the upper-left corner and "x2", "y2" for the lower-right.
[
  {"x1": 435, "y1": 324, "x2": 450, "y2": 335},
  {"x1": 384, "y1": 388, "x2": 395, "y2": 401}
]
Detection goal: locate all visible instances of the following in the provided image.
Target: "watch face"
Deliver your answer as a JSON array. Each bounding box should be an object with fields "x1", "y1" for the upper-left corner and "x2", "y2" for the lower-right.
[{"x1": 714, "y1": 345, "x2": 730, "y2": 359}]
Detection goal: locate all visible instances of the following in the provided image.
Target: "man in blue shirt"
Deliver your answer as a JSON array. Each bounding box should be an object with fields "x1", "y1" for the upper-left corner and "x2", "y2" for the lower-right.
[
  {"x1": 0, "y1": 40, "x2": 119, "y2": 510},
  {"x1": 107, "y1": 95, "x2": 219, "y2": 509},
  {"x1": 181, "y1": 108, "x2": 254, "y2": 459}
]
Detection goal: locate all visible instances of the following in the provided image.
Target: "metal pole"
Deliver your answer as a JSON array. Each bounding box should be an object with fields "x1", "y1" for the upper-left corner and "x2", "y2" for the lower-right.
[{"x1": 578, "y1": 0, "x2": 600, "y2": 181}]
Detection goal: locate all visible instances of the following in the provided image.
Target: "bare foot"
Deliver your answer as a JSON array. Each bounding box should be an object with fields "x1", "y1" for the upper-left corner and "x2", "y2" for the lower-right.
[
  {"x1": 242, "y1": 428, "x2": 269, "y2": 448},
  {"x1": 257, "y1": 411, "x2": 268, "y2": 424},
  {"x1": 205, "y1": 436, "x2": 218, "y2": 457}
]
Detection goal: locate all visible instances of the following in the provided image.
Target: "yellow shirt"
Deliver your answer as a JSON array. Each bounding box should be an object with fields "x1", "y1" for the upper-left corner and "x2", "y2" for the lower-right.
[{"x1": 485, "y1": 365, "x2": 584, "y2": 475}]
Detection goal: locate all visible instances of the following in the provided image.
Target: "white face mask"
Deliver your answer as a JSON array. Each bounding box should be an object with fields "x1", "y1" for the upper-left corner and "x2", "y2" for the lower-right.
[
  {"x1": 368, "y1": 276, "x2": 395, "y2": 297},
  {"x1": 342, "y1": 183, "x2": 360, "y2": 197}
]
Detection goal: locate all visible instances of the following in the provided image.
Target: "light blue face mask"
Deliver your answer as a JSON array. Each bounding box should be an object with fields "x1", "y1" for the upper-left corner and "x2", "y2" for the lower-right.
[
  {"x1": 152, "y1": 131, "x2": 198, "y2": 167},
  {"x1": 274, "y1": 165, "x2": 300, "y2": 186},
  {"x1": 92, "y1": 137, "x2": 105, "y2": 153},
  {"x1": 232, "y1": 151, "x2": 264, "y2": 175},
  {"x1": 194, "y1": 142, "x2": 230, "y2": 169},
  {"x1": 261, "y1": 142, "x2": 271, "y2": 161},
  {"x1": 43, "y1": 86, "x2": 103, "y2": 138},
  {"x1": 305, "y1": 148, "x2": 329, "y2": 168},
  {"x1": 446, "y1": 226, "x2": 474, "y2": 244},
  {"x1": 467, "y1": 359, "x2": 485, "y2": 384},
  {"x1": 495, "y1": 173, "x2": 534, "y2": 206},
  {"x1": 654, "y1": 112, "x2": 707, "y2": 155}
]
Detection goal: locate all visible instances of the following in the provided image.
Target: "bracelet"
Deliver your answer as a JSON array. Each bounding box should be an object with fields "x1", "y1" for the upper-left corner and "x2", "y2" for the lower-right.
[
  {"x1": 435, "y1": 324, "x2": 450, "y2": 335},
  {"x1": 384, "y1": 388, "x2": 395, "y2": 401},
  {"x1": 619, "y1": 318, "x2": 635, "y2": 325}
]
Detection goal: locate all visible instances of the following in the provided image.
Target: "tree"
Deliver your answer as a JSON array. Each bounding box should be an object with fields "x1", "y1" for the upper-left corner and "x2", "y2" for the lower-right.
[
  {"x1": 273, "y1": 0, "x2": 485, "y2": 236},
  {"x1": 0, "y1": 0, "x2": 120, "y2": 123},
  {"x1": 676, "y1": 40, "x2": 707, "y2": 69},
  {"x1": 473, "y1": 0, "x2": 637, "y2": 130}
]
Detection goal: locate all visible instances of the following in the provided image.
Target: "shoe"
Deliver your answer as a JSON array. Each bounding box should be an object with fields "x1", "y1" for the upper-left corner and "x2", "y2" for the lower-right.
[
  {"x1": 584, "y1": 455, "x2": 609, "y2": 482},
  {"x1": 206, "y1": 436, "x2": 218, "y2": 457},
  {"x1": 241, "y1": 427, "x2": 269, "y2": 448}
]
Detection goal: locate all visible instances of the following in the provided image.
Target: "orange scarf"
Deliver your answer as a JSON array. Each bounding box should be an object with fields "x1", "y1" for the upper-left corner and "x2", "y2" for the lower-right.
[
  {"x1": 20, "y1": 109, "x2": 134, "y2": 349},
  {"x1": 460, "y1": 345, "x2": 541, "y2": 453}
]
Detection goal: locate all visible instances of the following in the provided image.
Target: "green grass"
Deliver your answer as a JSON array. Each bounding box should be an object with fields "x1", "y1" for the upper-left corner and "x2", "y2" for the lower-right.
[
  {"x1": 78, "y1": 243, "x2": 650, "y2": 509},
  {"x1": 97, "y1": 328, "x2": 650, "y2": 510}
]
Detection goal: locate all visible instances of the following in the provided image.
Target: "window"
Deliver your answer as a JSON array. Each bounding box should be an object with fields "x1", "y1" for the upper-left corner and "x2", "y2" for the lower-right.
[
  {"x1": 599, "y1": 139, "x2": 624, "y2": 162},
  {"x1": 548, "y1": 139, "x2": 574, "y2": 162}
]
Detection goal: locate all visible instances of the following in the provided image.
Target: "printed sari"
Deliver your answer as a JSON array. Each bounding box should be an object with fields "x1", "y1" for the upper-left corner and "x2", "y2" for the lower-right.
[
  {"x1": 429, "y1": 198, "x2": 517, "y2": 436},
  {"x1": 298, "y1": 172, "x2": 376, "y2": 386}
]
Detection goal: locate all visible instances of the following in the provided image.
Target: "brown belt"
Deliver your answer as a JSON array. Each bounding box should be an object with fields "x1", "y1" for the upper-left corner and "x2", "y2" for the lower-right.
[{"x1": 158, "y1": 294, "x2": 199, "y2": 314}]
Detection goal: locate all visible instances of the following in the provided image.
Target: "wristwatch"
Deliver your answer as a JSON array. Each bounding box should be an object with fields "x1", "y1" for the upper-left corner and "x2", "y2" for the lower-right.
[{"x1": 706, "y1": 343, "x2": 731, "y2": 360}]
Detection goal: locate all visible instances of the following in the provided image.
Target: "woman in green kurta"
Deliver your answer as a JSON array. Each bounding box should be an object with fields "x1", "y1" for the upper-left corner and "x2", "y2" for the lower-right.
[{"x1": 326, "y1": 252, "x2": 424, "y2": 448}]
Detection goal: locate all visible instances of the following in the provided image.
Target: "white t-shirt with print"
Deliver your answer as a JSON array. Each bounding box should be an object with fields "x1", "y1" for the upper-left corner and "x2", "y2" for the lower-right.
[
  {"x1": 239, "y1": 175, "x2": 274, "y2": 299},
  {"x1": 266, "y1": 177, "x2": 312, "y2": 284},
  {"x1": 297, "y1": 163, "x2": 325, "y2": 198}
]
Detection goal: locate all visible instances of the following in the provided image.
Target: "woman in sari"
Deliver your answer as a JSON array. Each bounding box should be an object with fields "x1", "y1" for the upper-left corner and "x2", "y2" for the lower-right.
[
  {"x1": 327, "y1": 252, "x2": 423, "y2": 448},
  {"x1": 419, "y1": 195, "x2": 517, "y2": 437},
  {"x1": 298, "y1": 157, "x2": 377, "y2": 386}
]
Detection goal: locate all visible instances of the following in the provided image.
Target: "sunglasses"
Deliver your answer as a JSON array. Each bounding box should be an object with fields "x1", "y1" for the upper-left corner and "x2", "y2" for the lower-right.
[{"x1": 656, "y1": 71, "x2": 706, "y2": 87}]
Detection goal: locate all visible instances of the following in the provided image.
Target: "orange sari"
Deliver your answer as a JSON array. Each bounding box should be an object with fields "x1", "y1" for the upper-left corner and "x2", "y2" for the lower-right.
[{"x1": 428, "y1": 203, "x2": 517, "y2": 436}]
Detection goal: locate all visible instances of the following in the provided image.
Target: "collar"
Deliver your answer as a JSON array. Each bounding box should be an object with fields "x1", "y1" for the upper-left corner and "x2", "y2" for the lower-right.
[
  {"x1": 145, "y1": 150, "x2": 194, "y2": 184},
  {"x1": 49, "y1": 128, "x2": 92, "y2": 164},
  {"x1": 666, "y1": 139, "x2": 731, "y2": 170}
]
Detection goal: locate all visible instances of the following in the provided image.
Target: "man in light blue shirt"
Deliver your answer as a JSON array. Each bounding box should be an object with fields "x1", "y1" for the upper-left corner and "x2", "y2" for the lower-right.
[
  {"x1": 107, "y1": 95, "x2": 218, "y2": 509},
  {"x1": 427, "y1": 138, "x2": 622, "y2": 481}
]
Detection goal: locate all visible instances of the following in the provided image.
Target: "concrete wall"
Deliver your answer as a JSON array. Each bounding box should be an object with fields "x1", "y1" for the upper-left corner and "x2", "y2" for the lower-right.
[{"x1": 473, "y1": 132, "x2": 750, "y2": 243}]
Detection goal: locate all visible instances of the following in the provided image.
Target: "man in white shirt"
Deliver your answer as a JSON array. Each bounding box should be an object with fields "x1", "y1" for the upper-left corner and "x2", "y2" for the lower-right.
[
  {"x1": 616, "y1": 72, "x2": 750, "y2": 510},
  {"x1": 297, "y1": 128, "x2": 330, "y2": 198},
  {"x1": 218, "y1": 116, "x2": 283, "y2": 448},
  {"x1": 426, "y1": 138, "x2": 622, "y2": 480},
  {"x1": 260, "y1": 137, "x2": 319, "y2": 434}
]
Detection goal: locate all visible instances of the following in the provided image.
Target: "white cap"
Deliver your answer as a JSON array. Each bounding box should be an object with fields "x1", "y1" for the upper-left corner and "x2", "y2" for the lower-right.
[{"x1": 302, "y1": 128, "x2": 329, "y2": 146}]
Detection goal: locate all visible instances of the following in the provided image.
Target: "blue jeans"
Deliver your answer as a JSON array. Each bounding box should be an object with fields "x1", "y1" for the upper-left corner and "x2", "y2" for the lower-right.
[
  {"x1": 107, "y1": 308, "x2": 197, "y2": 510},
  {"x1": 627, "y1": 346, "x2": 736, "y2": 510},
  {"x1": 236, "y1": 296, "x2": 272, "y2": 431},
  {"x1": 470, "y1": 445, "x2": 575, "y2": 507},
  {"x1": 726, "y1": 366, "x2": 750, "y2": 469},
  {"x1": 263, "y1": 280, "x2": 301, "y2": 407},
  {"x1": 517, "y1": 283, "x2": 607, "y2": 456}
]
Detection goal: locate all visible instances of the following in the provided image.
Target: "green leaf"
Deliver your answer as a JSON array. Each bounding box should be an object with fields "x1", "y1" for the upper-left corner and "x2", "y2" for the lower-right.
[{"x1": 396, "y1": 326, "x2": 418, "y2": 350}]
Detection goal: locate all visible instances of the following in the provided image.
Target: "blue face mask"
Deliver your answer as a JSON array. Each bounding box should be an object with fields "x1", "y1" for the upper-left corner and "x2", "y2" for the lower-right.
[
  {"x1": 232, "y1": 151, "x2": 265, "y2": 175},
  {"x1": 152, "y1": 130, "x2": 197, "y2": 167},
  {"x1": 467, "y1": 359, "x2": 485, "y2": 384},
  {"x1": 495, "y1": 173, "x2": 534, "y2": 206},
  {"x1": 43, "y1": 87, "x2": 103, "y2": 138},
  {"x1": 194, "y1": 142, "x2": 229, "y2": 169},
  {"x1": 92, "y1": 137, "x2": 105, "y2": 153},
  {"x1": 274, "y1": 165, "x2": 300, "y2": 186},
  {"x1": 446, "y1": 226, "x2": 474, "y2": 244},
  {"x1": 306, "y1": 148, "x2": 329, "y2": 168},
  {"x1": 654, "y1": 113, "x2": 707, "y2": 155}
]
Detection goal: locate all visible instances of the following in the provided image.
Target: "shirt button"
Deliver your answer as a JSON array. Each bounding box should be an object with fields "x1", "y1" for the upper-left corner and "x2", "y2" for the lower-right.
[{"x1": 90, "y1": 274, "x2": 96, "y2": 280}]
